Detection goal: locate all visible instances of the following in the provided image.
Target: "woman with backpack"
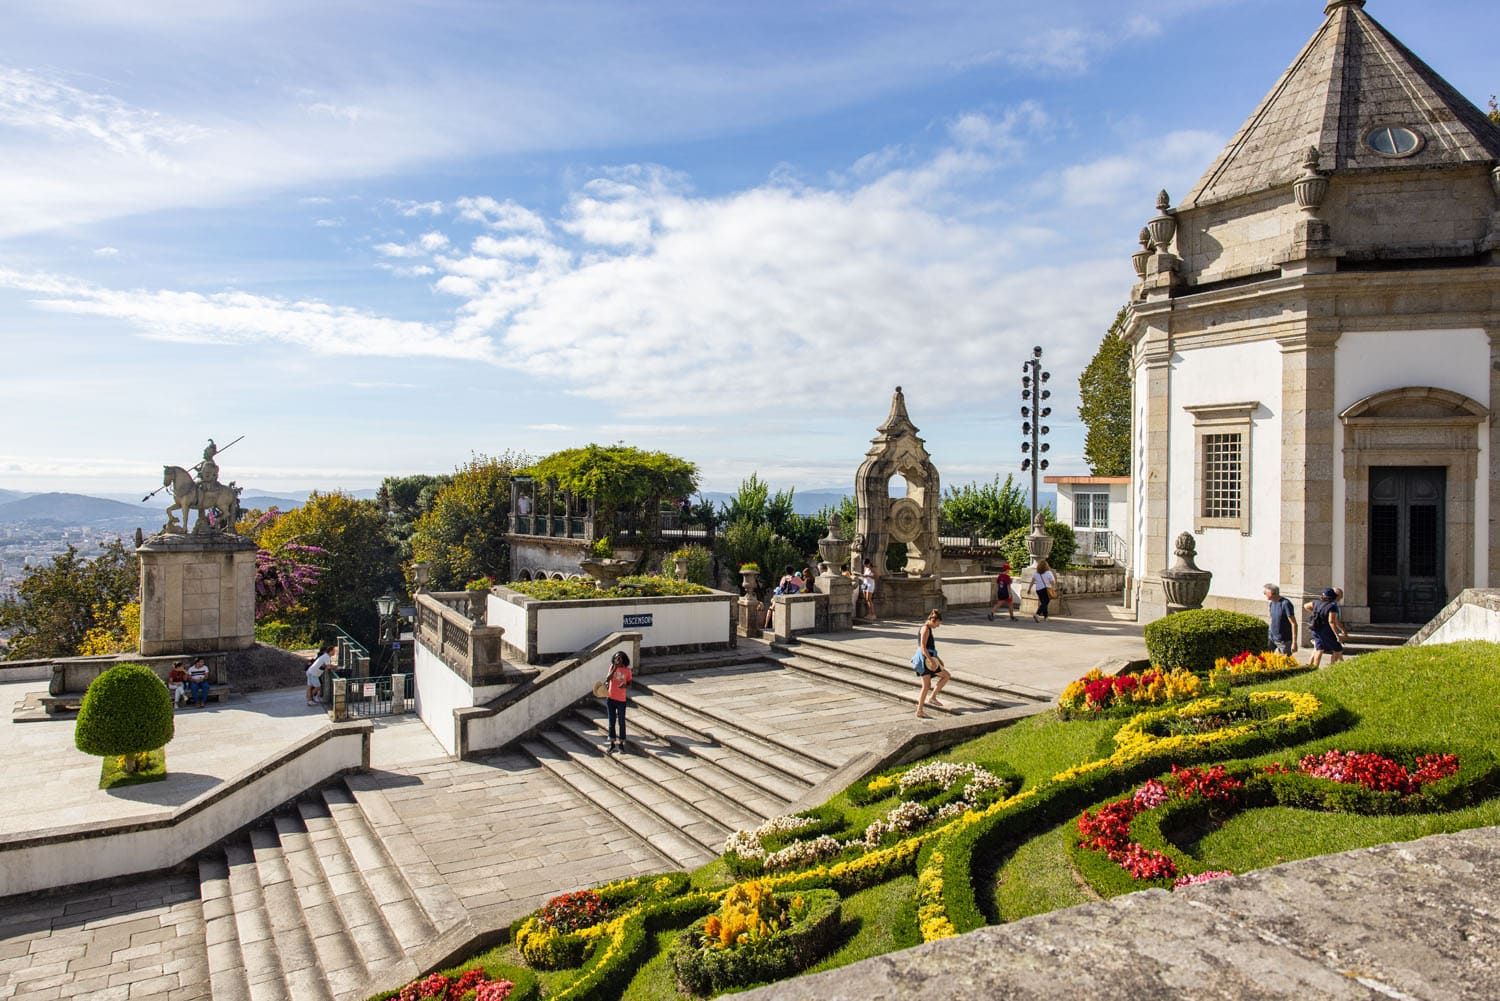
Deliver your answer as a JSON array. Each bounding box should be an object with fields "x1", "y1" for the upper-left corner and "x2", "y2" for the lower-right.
[{"x1": 1303, "y1": 588, "x2": 1348, "y2": 667}]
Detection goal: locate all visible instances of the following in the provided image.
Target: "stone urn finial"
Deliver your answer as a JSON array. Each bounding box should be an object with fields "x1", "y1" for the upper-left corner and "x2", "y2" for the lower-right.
[
  {"x1": 1294, "y1": 146, "x2": 1329, "y2": 215},
  {"x1": 1132, "y1": 226, "x2": 1153, "y2": 277},
  {"x1": 1147, "y1": 190, "x2": 1177, "y2": 252},
  {"x1": 1025, "y1": 510, "x2": 1054, "y2": 565},
  {"x1": 1160, "y1": 531, "x2": 1213, "y2": 611},
  {"x1": 818, "y1": 512, "x2": 851, "y2": 572}
]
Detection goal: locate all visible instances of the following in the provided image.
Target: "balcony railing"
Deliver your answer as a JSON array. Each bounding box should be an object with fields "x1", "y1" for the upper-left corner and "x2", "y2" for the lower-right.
[{"x1": 414, "y1": 591, "x2": 506, "y2": 687}]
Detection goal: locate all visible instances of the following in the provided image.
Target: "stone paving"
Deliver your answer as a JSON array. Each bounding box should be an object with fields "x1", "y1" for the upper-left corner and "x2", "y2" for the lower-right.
[{"x1": 0, "y1": 683, "x2": 330, "y2": 838}]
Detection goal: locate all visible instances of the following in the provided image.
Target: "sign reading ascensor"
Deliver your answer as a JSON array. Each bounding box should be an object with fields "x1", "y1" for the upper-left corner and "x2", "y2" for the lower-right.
[{"x1": 622, "y1": 613, "x2": 653, "y2": 628}]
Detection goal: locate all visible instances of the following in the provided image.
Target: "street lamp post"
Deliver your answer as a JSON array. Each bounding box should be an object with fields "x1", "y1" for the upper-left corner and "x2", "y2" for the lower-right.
[
  {"x1": 374, "y1": 592, "x2": 399, "y2": 674},
  {"x1": 1021, "y1": 346, "x2": 1054, "y2": 566}
]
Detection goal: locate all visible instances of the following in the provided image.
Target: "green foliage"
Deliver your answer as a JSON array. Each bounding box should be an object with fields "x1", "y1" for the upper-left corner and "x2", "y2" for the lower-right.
[
  {"x1": 998, "y1": 520, "x2": 1077, "y2": 570},
  {"x1": 526, "y1": 445, "x2": 698, "y2": 540},
  {"x1": 663, "y1": 544, "x2": 714, "y2": 587},
  {"x1": 254, "y1": 620, "x2": 318, "y2": 649},
  {"x1": 258, "y1": 491, "x2": 402, "y2": 639},
  {"x1": 589, "y1": 537, "x2": 615, "y2": 559},
  {"x1": 99, "y1": 747, "x2": 168, "y2": 789},
  {"x1": 0, "y1": 539, "x2": 138, "y2": 660},
  {"x1": 720, "y1": 520, "x2": 803, "y2": 594},
  {"x1": 509, "y1": 576, "x2": 712, "y2": 601},
  {"x1": 719, "y1": 475, "x2": 824, "y2": 569},
  {"x1": 377, "y1": 473, "x2": 453, "y2": 561},
  {"x1": 1144, "y1": 608, "x2": 1269, "y2": 671},
  {"x1": 410, "y1": 452, "x2": 527, "y2": 591},
  {"x1": 1078, "y1": 307, "x2": 1132, "y2": 476},
  {"x1": 1490, "y1": 95, "x2": 1500, "y2": 126},
  {"x1": 75, "y1": 663, "x2": 174, "y2": 769},
  {"x1": 941, "y1": 475, "x2": 1028, "y2": 540},
  {"x1": 670, "y1": 890, "x2": 841, "y2": 997}
]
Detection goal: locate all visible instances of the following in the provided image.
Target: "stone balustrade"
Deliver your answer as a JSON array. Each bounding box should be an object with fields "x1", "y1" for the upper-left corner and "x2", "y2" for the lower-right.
[{"x1": 413, "y1": 591, "x2": 506, "y2": 687}]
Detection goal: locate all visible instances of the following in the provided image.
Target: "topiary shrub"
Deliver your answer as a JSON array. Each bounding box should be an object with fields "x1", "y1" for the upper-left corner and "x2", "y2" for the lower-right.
[
  {"x1": 75, "y1": 663, "x2": 174, "y2": 775},
  {"x1": 1143, "y1": 608, "x2": 1270, "y2": 672},
  {"x1": 999, "y1": 520, "x2": 1077, "y2": 570}
]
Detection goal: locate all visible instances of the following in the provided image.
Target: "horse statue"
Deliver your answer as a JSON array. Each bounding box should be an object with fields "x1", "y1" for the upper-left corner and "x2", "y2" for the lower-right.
[{"x1": 162, "y1": 465, "x2": 242, "y2": 534}]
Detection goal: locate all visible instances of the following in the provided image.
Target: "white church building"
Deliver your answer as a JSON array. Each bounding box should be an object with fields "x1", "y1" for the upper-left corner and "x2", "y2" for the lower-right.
[{"x1": 1124, "y1": 0, "x2": 1500, "y2": 626}]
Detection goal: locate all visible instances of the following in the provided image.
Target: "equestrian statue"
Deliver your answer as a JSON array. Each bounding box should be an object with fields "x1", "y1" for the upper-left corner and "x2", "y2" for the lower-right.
[{"x1": 152, "y1": 437, "x2": 244, "y2": 535}]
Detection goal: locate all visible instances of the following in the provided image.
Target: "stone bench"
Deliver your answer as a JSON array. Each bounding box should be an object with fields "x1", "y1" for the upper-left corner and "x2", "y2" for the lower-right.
[{"x1": 40, "y1": 682, "x2": 231, "y2": 716}]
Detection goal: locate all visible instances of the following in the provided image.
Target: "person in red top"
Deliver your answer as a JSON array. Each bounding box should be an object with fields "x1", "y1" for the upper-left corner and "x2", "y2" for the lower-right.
[
  {"x1": 166, "y1": 661, "x2": 189, "y2": 708},
  {"x1": 605, "y1": 651, "x2": 633, "y2": 754},
  {"x1": 988, "y1": 563, "x2": 1016, "y2": 621}
]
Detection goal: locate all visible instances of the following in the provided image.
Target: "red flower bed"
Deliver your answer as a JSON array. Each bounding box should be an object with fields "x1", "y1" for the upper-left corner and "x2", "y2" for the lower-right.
[
  {"x1": 1278, "y1": 750, "x2": 1460, "y2": 795},
  {"x1": 1076, "y1": 765, "x2": 1247, "y2": 886},
  {"x1": 537, "y1": 889, "x2": 610, "y2": 932},
  {"x1": 396, "y1": 968, "x2": 514, "y2": 1001}
]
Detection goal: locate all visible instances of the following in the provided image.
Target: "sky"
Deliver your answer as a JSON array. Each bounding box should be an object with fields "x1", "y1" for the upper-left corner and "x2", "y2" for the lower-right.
[{"x1": 1, "y1": 0, "x2": 1496, "y2": 498}]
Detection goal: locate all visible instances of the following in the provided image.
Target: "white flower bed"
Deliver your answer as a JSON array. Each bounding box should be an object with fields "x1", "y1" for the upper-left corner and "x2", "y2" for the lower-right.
[
  {"x1": 861, "y1": 800, "x2": 932, "y2": 848},
  {"x1": 722, "y1": 813, "x2": 817, "y2": 861},
  {"x1": 898, "y1": 761, "x2": 1006, "y2": 799},
  {"x1": 763, "y1": 835, "x2": 844, "y2": 871}
]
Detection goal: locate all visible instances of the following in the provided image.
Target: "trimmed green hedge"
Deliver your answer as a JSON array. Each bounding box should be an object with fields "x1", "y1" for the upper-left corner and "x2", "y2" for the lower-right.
[
  {"x1": 670, "y1": 890, "x2": 841, "y2": 996},
  {"x1": 999, "y1": 520, "x2": 1077, "y2": 571},
  {"x1": 75, "y1": 663, "x2": 174, "y2": 764},
  {"x1": 509, "y1": 576, "x2": 712, "y2": 601},
  {"x1": 1144, "y1": 609, "x2": 1269, "y2": 672}
]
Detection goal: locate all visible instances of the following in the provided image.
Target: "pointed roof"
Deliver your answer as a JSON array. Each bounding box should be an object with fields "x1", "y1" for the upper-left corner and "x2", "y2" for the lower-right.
[
  {"x1": 876, "y1": 386, "x2": 918, "y2": 437},
  {"x1": 1183, "y1": 0, "x2": 1500, "y2": 209}
]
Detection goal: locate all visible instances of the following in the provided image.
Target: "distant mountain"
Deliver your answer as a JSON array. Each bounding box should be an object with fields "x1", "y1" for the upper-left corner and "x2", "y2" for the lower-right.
[
  {"x1": 0, "y1": 488, "x2": 31, "y2": 504},
  {"x1": 240, "y1": 494, "x2": 304, "y2": 511},
  {"x1": 0, "y1": 492, "x2": 157, "y2": 526}
]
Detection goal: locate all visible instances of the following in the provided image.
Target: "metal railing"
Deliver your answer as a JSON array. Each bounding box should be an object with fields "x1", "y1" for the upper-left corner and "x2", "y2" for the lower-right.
[
  {"x1": 320, "y1": 622, "x2": 372, "y2": 674},
  {"x1": 1075, "y1": 529, "x2": 1129, "y2": 566},
  {"x1": 340, "y1": 674, "x2": 413, "y2": 719}
]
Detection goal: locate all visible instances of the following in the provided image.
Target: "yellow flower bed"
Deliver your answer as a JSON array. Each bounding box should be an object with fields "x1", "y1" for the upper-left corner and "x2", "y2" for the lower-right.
[
  {"x1": 702, "y1": 882, "x2": 802, "y2": 950},
  {"x1": 1212, "y1": 650, "x2": 1302, "y2": 674},
  {"x1": 917, "y1": 852, "x2": 956, "y2": 942}
]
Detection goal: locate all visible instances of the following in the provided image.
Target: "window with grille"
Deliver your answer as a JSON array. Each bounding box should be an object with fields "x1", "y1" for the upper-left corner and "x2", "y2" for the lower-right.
[
  {"x1": 1186, "y1": 401, "x2": 1257, "y2": 534},
  {"x1": 1201, "y1": 433, "x2": 1242, "y2": 519}
]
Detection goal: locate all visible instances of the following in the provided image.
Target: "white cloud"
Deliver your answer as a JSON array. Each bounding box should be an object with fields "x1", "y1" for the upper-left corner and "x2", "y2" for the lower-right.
[
  {"x1": 0, "y1": 66, "x2": 208, "y2": 165},
  {"x1": 313, "y1": 218, "x2": 342, "y2": 228},
  {"x1": 389, "y1": 199, "x2": 444, "y2": 217},
  {"x1": 454, "y1": 196, "x2": 548, "y2": 235},
  {"x1": 92, "y1": 246, "x2": 119, "y2": 257},
  {"x1": 525, "y1": 423, "x2": 573, "y2": 432}
]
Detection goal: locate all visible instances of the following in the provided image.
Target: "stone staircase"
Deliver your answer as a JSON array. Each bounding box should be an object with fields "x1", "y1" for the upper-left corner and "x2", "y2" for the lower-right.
[
  {"x1": 1341, "y1": 622, "x2": 1422, "y2": 656},
  {"x1": 769, "y1": 636, "x2": 1049, "y2": 714},
  {"x1": 198, "y1": 781, "x2": 474, "y2": 1001}
]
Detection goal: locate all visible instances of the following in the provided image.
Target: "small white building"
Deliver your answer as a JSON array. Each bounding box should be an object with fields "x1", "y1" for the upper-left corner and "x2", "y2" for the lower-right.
[
  {"x1": 1046, "y1": 475, "x2": 1129, "y2": 567},
  {"x1": 1122, "y1": 0, "x2": 1500, "y2": 626}
]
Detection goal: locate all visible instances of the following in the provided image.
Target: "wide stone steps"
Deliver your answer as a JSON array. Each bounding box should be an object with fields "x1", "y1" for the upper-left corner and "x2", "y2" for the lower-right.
[
  {"x1": 628, "y1": 680, "x2": 838, "y2": 781},
  {"x1": 609, "y1": 693, "x2": 822, "y2": 804},
  {"x1": 776, "y1": 638, "x2": 1045, "y2": 709},
  {"x1": 198, "y1": 778, "x2": 467, "y2": 1001},
  {"x1": 555, "y1": 709, "x2": 771, "y2": 831},
  {"x1": 520, "y1": 737, "x2": 719, "y2": 870}
]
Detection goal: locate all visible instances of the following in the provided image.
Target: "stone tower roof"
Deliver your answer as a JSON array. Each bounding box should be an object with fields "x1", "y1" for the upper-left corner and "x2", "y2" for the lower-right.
[{"x1": 1183, "y1": 0, "x2": 1500, "y2": 210}]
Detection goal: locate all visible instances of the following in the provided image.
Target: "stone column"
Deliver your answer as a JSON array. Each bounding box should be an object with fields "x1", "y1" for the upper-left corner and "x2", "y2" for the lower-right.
[
  {"x1": 1278, "y1": 326, "x2": 1339, "y2": 624},
  {"x1": 138, "y1": 533, "x2": 257, "y2": 656},
  {"x1": 1133, "y1": 326, "x2": 1174, "y2": 621},
  {"x1": 1490, "y1": 329, "x2": 1500, "y2": 587},
  {"x1": 331, "y1": 677, "x2": 348, "y2": 722}
]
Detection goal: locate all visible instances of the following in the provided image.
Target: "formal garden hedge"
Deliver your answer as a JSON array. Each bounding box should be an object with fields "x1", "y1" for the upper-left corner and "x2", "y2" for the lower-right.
[
  {"x1": 368, "y1": 641, "x2": 1500, "y2": 1000},
  {"x1": 75, "y1": 662, "x2": 174, "y2": 784},
  {"x1": 1143, "y1": 608, "x2": 1269, "y2": 671}
]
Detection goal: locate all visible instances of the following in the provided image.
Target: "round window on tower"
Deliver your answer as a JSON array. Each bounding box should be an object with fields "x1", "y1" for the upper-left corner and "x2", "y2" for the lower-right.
[{"x1": 1364, "y1": 125, "x2": 1424, "y2": 158}]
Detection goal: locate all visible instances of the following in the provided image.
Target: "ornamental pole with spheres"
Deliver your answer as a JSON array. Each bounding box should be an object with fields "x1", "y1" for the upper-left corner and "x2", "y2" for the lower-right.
[{"x1": 1021, "y1": 345, "x2": 1055, "y2": 566}]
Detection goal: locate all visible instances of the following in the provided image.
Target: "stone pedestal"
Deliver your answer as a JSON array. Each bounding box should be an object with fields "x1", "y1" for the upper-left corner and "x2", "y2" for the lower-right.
[
  {"x1": 821, "y1": 572, "x2": 857, "y2": 632},
  {"x1": 1017, "y1": 569, "x2": 1071, "y2": 618},
  {"x1": 138, "y1": 533, "x2": 256, "y2": 656},
  {"x1": 877, "y1": 575, "x2": 945, "y2": 620},
  {"x1": 738, "y1": 597, "x2": 763, "y2": 639}
]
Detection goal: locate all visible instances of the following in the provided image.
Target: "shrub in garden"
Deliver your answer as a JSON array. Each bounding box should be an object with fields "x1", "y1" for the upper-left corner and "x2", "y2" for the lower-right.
[
  {"x1": 670, "y1": 886, "x2": 840, "y2": 996},
  {"x1": 1144, "y1": 608, "x2": 1268, "y2": 672},
  {"x1": 74, "y1": 663, "x2": 174, "y2": 775},
  {"x1": 999, "y1": 520, "x2": 1076, "y2": 570}
]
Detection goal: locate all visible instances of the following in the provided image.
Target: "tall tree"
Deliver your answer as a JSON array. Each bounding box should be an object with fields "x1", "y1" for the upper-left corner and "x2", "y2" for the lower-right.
[
  {"x1": 257, "y1": 491, "x2": 401, "y2": 640},
  {"x1": 1489, "y1": 95, "x2": 1499, "y2": 126},
  {"x1": 378, "y1": 473, "x2": 452, "y2": 561},
  {"x1": 0, "y1": 540, "x2": 138, "y2": 660},
  {"x1": 1078, "y1": 307, "x2": 1132, "y2": 477},
  {"x1": 410, "y1": 453, "x2": 528, "y2": 590},
  {"x1": 941, "y1": 475, "x2": 1029, "y2": 540}
]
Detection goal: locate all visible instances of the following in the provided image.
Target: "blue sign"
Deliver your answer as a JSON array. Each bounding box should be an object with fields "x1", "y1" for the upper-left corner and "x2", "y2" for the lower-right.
[{"x1": 623, "y1": 613, "x2": 653, "y2": 628}]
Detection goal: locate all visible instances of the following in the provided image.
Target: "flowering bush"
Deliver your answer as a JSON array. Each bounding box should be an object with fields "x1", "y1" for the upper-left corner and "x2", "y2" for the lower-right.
[
  {"x1": 1173, "y1": 870, "x2": 1234, "y2": 889},
  {"x1": 513, "y1": 918, "x2": 586, "y2": 970},
  {"x1": 672, "y1": 889, "x2": 840, "y2": 996},
  {"x1": 916, "y1": 851, "x2": 956, "y2": 941},
  {"x1": 1212, "y1": 650, "x2": 1302, "y2": 675},
  {"x1": 1076, "y1": 766, "x2": 1244, "y2": 888},
  {"x1": 861, "y1": 801, "x2": 932, "y2": 848},
  {"x1": 394, "y1": 968, "x2": 515, "y2": 1001},
  {"x1": 1294, "y1": 750, "x2": 1458, "y2": 794},
  {"x1": 855, "y1": 760, "x2": 1010, "y2": 807},
  {"x1": 762, "y1": 835, "x2": 844, "y2": 872},
  {"x1": 722, "y1": 813, "x2": 817, "y2": 862},
  {"x1": 536, "y1": 890, "x2": 610, "y2": 933},
  {"x1": 700, "y1": 882, "x2": 800, "y2": 950},
  {"x1": 1058, "y1": 667, "x2": 1201, "y2": 716}
]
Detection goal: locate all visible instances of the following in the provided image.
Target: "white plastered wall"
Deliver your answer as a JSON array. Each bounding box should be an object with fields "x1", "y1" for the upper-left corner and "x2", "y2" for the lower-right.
[
  {"x1": 1167, "y1": 340, "x2": 1284, "y2": 602},
  {"x1": 1131, "y1": 361, "x2": 1150, "y2": 590},
  {"x1": 1332, "y1": 329, "x2": 1490, "y2": 588}
]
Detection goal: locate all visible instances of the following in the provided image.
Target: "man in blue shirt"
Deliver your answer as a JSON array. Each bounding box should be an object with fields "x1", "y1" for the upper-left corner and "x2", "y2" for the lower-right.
[{"x1": 1263, "y1": 583, "x2": 1296, "y2": 656}]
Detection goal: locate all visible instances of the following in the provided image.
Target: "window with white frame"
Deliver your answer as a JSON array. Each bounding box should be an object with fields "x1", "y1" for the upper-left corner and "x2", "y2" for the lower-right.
[
  {"x1": 1072, "y1": 492, "x2": 1110, "y2": 529},
  {"x1": 1185, "y1": 402, "x2": 1257, "y2": 534}
]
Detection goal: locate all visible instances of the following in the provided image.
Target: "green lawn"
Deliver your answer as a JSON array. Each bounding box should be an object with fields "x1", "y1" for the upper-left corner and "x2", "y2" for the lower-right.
[{"x1": 393, "y1": 641, "x2": 1500, "y2": 1001}]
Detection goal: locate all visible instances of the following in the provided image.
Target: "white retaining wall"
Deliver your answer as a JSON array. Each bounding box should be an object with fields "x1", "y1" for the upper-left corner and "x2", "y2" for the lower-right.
[
  {"x1": 0, "y1": 723, "x2": 370, "y2": 897},
  {"x1": 413, "y1": 642, "x2": 511, "y2": 756},
  {"x1": 942, "y1": 576, "x2": 993, "y2": 607},
  {"x1": 456, "y1": 633, "x2": 641, "y2": 758},
  {"x1": 488, "y1": 587, "x2": 733, "y2": 663}
]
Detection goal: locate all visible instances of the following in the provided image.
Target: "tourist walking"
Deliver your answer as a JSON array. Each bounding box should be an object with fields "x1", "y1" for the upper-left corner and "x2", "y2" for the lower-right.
[
  {"x1": 1304, "y1": 588, "x2": 1348, "y2": 667},
  {"x1": 1263, "y1": 584, "x2": 1296, "y2": 655},
  {"x1": 912, "y1": 609, "x2": 951, "y2": 719},
  {"x1": 860, "y1": 562, "x2": 877, "y2": 619},
  {"x1": 167, "y1": 661, "x2": 188, "y2": 708},
  {"x1": 604, "y1": 650, "x2": 633, "y2": 753},
  {"x1": 1028, "y1": 560, "x2": 1057, "y2": 622},
  {"x1": 187, "y1": 657, "x2": 211, "y2": 708},
  {"x1": 988, "y1": 562, "x2": 1016, "y2": 621},
  {"x1": 307, "y1": 645, "x2": 334, "y2": 706}
]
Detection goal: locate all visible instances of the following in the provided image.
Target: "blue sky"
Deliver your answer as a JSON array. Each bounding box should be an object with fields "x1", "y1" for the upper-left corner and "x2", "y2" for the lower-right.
[{"x1": 1, "y1": 0, "x2": 1496, "y2": 497}]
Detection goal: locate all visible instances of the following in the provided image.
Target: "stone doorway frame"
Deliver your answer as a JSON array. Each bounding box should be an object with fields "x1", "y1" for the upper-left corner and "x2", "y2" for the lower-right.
[{"x1": 1339, "y1": 387, "x2": 1487, "y2": 625}]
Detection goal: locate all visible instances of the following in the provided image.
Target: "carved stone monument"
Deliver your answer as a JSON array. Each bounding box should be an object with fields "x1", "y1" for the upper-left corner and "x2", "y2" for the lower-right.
[
  {"x1": 138, "y1": 440, "x2": 256, "y2": 656},
  {"x1": 855, "y1": 388, "x2": 945, "y2": 619}
]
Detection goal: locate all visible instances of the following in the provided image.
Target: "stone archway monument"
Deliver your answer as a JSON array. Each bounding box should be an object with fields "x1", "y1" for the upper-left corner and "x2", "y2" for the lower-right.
[{"x1": 855, "y1": 387, "x2": 945, "y2": 619}]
